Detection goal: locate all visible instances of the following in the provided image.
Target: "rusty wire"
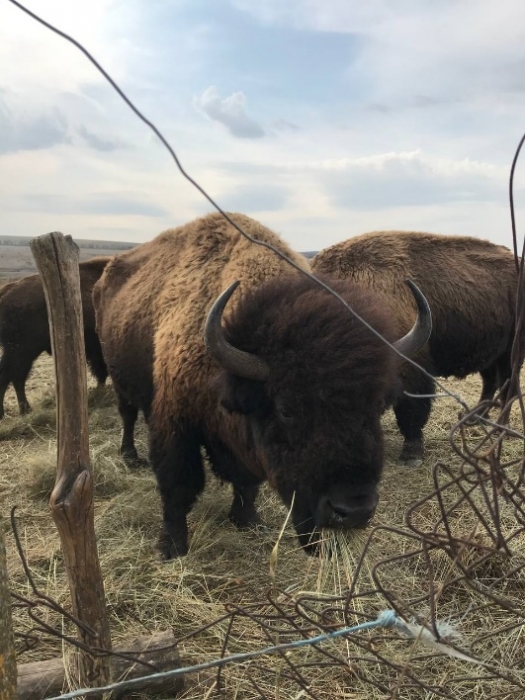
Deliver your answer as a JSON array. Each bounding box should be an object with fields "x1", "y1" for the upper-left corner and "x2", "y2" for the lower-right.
[
  {"x1": 3, "y1": 2, "x2": 525, "y2": 698},
  {"x1": 9, "y1": 438, "x2": 525, "y2": 698}
]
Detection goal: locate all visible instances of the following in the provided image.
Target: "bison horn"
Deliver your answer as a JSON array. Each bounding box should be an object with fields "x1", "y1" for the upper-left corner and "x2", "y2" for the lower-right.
[
  {"x1": 205, "y1": 281, "x2": 270, "y2": 381},
  {"x1": 392, "y1": 279, "x2": 432, "y2": 358}
]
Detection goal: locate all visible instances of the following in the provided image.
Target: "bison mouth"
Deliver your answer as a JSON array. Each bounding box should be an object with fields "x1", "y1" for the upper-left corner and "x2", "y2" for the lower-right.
[
  {"x1": 316, "y1": 492, "x2": 378, "y2": 528},
  {"x1": 291, "y1": 485, "x2": 379, "y2": 553}
]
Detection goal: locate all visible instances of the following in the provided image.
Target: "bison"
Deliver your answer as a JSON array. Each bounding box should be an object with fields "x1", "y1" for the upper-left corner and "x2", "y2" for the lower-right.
[
  {"x1": 93, "y1": 213, "x2": 431, "y2": 558},
  {"x1": 312, "y1": 231, "x2": 523, "y2": 465},
  {"x1": 0, "y1": 256, "x2": 110, "y2": 419}
]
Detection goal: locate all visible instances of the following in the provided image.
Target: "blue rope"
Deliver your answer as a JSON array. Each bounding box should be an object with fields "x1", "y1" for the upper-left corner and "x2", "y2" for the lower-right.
[{"x1": 46, "y1": 609, "x2": 400, "y2": 699}]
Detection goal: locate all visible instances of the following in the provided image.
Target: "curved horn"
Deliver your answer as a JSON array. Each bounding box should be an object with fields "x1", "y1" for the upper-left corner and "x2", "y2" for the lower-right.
[
  {"x1": 204, "y1": 281, "x2": 270, "y2": 381},
  {"x1": 392, "y1": 279, "x2": 432, "y2": 359}
]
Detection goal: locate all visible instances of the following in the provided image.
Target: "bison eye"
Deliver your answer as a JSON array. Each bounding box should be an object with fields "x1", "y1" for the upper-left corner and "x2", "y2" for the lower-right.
[{"x1": 278, "y1": 407, "x2": 293, "y2": 424}]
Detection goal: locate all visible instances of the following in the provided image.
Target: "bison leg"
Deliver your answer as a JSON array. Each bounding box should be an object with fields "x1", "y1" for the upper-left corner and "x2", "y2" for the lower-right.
[
  {"x1": 229, "y1": 483, "x2": 260, "y2": 528},
  {"x1": 13, "y1": 380, "x2": 31, "y2": 415},
  {"x1": 394, "y1": 372, "x2": 435, "y2": 467},
  {"x1": 204, "y1": 436, "x2": 262, "y2": 528},
  {"x1": 150, "y1": 424, "x2": 205, "y2": 560},
  {"x1": 84, "y1": 332, "x2": 108, "y2": 385},
  {"x1": 479, "y1": 363, "x2": 499, "y2": 405},
  {"x1": 117, "y1": 392, "x2": 147, "y2": 468},
  {"x1": 474, "y1": 348, "x2": 514, "y2": 421},
  {"x1": 0, "y1": 356, "x2": 11, "y2": 420},
  {"x1": 9, "y1": 354, "x2": 33, "y2": 416}
]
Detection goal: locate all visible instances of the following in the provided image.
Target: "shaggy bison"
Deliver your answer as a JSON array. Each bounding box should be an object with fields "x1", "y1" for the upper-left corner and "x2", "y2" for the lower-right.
[
  {"x1": 0, "y1": 257, "x2": 110, "y2": 418},
  {"x1": 312, "y1": 231, "x2": 522, "y2": 464},
  {"x1": 93, "y1": 213, "x2": 431, "y2": 558}
]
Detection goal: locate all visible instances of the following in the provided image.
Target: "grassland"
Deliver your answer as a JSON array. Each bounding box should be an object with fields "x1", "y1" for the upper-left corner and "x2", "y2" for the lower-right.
[
  {"x1": 1, "y1": 356, "x2": 524, "y2": 698},
  {"x1": 0, "y1": 238, "x2": 134, "y2": 281}
]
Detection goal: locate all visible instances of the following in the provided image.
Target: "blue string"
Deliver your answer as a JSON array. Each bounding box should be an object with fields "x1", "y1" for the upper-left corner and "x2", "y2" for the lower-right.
[{"x1": 46, "y1": 609, "x2": 400, "y2": 699}]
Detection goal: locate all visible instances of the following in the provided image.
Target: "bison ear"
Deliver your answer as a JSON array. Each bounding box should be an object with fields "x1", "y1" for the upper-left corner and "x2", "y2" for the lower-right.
[{"x1": 215, "y1": 374, "x2": 271, "y2": 416}]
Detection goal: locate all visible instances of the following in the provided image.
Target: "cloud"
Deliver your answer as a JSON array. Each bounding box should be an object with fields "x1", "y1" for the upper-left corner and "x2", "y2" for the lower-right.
[
  {"x1": 193, "y1": 86, "x2": 265, "y2": 138},
  {"x1": 208, "y1": 183, "x2": 288, "y2": 213},
  {"x1": 21, "y1": 192, "x2": 169, "y2": 217},
  {"x1": 295, "y1": 150, "x2": 504, "y2": 179},
  {"x1": 77, "y1": 125, "x2": 126, "y2": 152},
  {"x1": 233, "y1": 0, "x2": 525, "y2": 106},
  {"x1": 217, "y1": 149, "x2": 510, "y2": 215},
  {"x1": 0, "y1": 0, "x2": 125, "y2": 94},
  {"x1": 0, "y1": 104, "x2": 70, "y2": 154},
  {"x1": 273, "y1": 119, "x2": 300, "y2": 132}
]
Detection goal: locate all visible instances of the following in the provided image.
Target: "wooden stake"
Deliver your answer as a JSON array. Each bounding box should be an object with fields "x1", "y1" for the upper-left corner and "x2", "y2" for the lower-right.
[
  {"x1": 30, "y1": 233, "x2": 111, "y2": 689},
  {"x1": 0, "y1": 515, "x2": 17, "y2": 700}
]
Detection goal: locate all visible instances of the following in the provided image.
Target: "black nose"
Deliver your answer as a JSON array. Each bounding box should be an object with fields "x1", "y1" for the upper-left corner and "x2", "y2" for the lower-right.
[
  {"x1": 317, "y1": 493, "x2": 377, "y2": 529},
  {"x1": 327, "y1": 500, "x2": 353, "y2": 521}
]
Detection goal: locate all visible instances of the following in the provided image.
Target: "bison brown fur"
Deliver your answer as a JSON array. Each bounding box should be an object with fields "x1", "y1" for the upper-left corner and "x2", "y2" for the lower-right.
[
  {"x1": 94, "y1": 213, "x2": 430, "y2": 558},
  {"x1": 312, "y1": 231, "x2": 523, "y2": 464},
  {"x1": 0, "y1": 256, "x2": 110, "y2": 418}
]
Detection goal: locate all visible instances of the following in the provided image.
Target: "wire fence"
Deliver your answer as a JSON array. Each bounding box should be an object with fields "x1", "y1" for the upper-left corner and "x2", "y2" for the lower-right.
[{"x1": 3, "y1": 0, "x2": 525, "y2": 698}]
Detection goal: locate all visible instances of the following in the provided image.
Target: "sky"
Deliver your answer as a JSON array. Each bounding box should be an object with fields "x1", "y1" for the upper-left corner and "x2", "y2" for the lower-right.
[{"x1": 2, "y1": 0, "x2": 525, "y2": 252}]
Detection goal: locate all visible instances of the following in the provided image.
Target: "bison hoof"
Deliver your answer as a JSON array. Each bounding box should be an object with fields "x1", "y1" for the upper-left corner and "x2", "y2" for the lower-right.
[
  {"x1": 399, "y1": 457, "x2": 423, "y2": 468},
  {"x1": 229, "y1": 509, "x2": 260, "y2": 529},
  {"x1": 129, "y1": 456, "x2": 149, "y2": 470},
  {"x1": 121, "y1": 448, "x2": 149, "y2": 469},
  {"x1": 157, "y1": 531, "x2": 188, "y2": 560},
  {"x1": 398, "y1": 440, "x2": 424, "y2": 467}
]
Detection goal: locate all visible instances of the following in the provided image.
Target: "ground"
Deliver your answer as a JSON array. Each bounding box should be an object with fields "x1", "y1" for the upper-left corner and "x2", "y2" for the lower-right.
[{"x1": 0, "y1": 356, "x2": 524, "y2": 699}]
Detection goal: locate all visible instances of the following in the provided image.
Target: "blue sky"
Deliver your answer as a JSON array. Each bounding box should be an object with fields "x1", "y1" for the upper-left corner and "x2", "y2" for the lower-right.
[{"x1": 1, "y1": 0, "x2": 525, "y2": 251}]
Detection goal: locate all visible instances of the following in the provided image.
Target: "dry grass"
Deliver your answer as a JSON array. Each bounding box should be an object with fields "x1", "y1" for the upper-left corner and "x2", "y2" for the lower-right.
[{"x1": 1, "y1": 355, "x2": 524, "y2": 699}]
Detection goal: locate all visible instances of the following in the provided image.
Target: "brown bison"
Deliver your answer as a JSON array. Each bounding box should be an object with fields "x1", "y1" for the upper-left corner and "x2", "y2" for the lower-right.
[
  {"x1": 93, "y1": 213, "x2": 431, "y2": 558},
  {"x1": 312, "y1": 231, "x2": 523, "y2": 465},
  {"x1": 0, "y1": 257, "x2": 110, "y2": 419}
]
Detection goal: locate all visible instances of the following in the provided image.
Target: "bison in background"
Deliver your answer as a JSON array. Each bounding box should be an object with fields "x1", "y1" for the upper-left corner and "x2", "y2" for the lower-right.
[
  {"x1": 93, "y1": 212, "x2": 431, "y2": 558},
  {"x1": 0, "y1": 256, "x2": 110, "y2": 419},
  {"x1": 312, "y1": 231, "x2": 523, "y2": 465}
]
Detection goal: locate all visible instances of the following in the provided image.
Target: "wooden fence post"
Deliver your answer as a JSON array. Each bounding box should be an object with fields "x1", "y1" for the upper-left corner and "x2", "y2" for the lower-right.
[
  {"x1": 30, "y1": 233, "x2": 112, "y2": 688},
  {"x1": 0, "y1": 516, "x2": 17, "y2": 700}
]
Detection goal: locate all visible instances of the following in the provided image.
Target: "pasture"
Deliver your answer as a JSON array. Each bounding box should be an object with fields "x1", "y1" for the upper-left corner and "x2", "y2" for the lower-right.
[{"x1": 1, "y1": 355, "x2": 524, "y2": 698}]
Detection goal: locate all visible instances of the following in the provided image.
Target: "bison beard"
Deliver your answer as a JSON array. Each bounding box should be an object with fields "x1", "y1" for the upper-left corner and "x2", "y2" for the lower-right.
[{"x1": 148, "y1": 276, "x2": 429, "y2": 558}]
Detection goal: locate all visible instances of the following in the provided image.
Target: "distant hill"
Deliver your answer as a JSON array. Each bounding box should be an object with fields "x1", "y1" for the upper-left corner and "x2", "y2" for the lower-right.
[{"x1": 0, "y1": 235, "x2": 137, "y2": 280}]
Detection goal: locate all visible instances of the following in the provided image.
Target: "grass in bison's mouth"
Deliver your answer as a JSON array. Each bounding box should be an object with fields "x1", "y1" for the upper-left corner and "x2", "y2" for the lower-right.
[{"x1": 1, "y1": 354, "x2": 524, "y2": 699}]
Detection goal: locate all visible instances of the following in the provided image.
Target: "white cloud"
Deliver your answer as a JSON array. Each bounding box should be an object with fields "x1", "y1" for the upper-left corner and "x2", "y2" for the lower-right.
[
  {"x1": 193, "y1": 86, "x2": 265, "y2": 138},
  {"x1": 233, "y1": 0, "x2": 525, "y2": 104},
  {"x1": 282, "y1": 150, "x2": 505, "y2": 179},
  {"x1": 1, "y1": 0, "x2": 525, "y2": 256},
  {"x1": 0, "y1": 100, "x2": 70, "y2": 154},
  {"x1": 0, "y1": 0, "x2": 127, "y2": 95}
]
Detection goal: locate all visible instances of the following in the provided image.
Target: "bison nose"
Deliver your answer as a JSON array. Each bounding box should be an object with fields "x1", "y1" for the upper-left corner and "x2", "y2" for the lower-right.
[{"x1": 316, "y1": 493, "x2": 377, "y2": 529}]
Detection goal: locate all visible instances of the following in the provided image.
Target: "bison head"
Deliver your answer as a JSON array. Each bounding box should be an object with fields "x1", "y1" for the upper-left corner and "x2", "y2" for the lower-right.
[{"x1": 205, "y1": 274, "x2": 431, "y2": 551}]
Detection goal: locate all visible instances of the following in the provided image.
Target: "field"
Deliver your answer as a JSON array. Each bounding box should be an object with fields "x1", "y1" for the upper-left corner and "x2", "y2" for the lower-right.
[
  {"x1": 1, "y1": 356, "x2": 524, "y2": 698},
  {"x1": 0, "y1": 239, "x2": 134, "y2": 281}
]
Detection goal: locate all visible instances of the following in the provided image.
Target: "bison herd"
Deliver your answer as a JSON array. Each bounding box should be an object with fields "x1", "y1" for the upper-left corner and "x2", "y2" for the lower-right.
[{"x1": 0, "y1": 213, "x2": 522, "y2": 557}]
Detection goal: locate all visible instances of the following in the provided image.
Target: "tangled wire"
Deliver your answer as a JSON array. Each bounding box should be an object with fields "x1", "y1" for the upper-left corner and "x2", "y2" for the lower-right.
[{"x1": 4, "y1": 0, "x2": 525, "y2": 697}]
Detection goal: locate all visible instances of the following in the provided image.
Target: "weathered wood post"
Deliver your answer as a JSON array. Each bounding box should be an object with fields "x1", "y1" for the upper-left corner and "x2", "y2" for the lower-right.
[
  {"x1": 30, "y1": 233, "x2": 112, "y2": 688},
  {"x1": 0, "y1": 516, "x2": 17, "y2": 700}
]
